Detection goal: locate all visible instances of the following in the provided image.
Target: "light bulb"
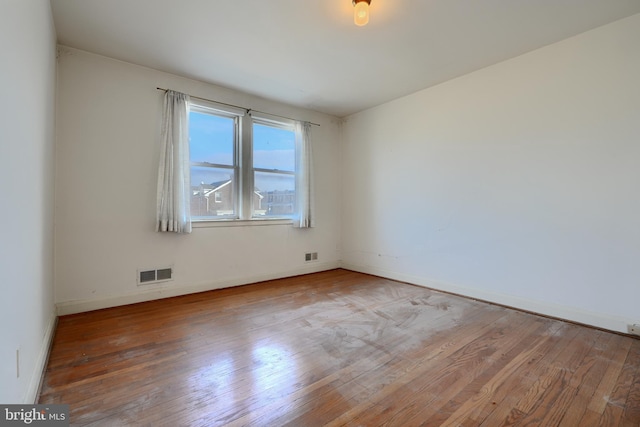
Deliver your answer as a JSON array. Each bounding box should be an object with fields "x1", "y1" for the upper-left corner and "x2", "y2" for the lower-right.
[{"x1": 354, "y1": 1, "x2": 369, "y2": 26}]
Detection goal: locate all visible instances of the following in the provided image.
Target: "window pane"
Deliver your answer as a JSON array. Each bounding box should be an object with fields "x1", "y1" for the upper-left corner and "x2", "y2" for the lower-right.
[
  {"x1": 190, "y1": 166, "x2": 235, "y2": 217},
  {"x1": 253, "y1": 123, "x2": 295, "y2": 171},
  {"x1": 254, "y1": 171, "x2": 295, "y2": 217},
  {"x1": 190, "y1": 111, "x2": 234, "y2": 165}
]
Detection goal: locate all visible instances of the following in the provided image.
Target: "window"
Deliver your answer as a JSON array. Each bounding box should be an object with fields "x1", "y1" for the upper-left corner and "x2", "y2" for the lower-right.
[
  {"x1": 188, "y1": 100, "x2": 298, "y2": 221},
  {"x1": 188, "y1": 103, "x2": 239, "y2": 219},
  {"x1": 252, "y1": 121, "x2": 296, "y2": 217}
]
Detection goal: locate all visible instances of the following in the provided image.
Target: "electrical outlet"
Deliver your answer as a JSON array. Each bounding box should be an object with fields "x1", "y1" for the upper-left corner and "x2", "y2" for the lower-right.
[
  {"x1": 305, "y1": 252, "x2": 318, "y2": 262},
  {"x1": 628, "y1": 324, "x2": 640, "y2": 336}
]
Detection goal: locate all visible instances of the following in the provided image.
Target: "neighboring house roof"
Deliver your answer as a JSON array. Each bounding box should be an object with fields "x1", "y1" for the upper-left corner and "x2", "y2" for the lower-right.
[
  {"x1": 192, "y1": 179, "x2": 231, "y2": 196},
  {"x1": 193, "y1": 179, "x2": 264, "y2": 200},
  {"x1": 202, "y1": 180, "x2": 231, "y2": 197}
]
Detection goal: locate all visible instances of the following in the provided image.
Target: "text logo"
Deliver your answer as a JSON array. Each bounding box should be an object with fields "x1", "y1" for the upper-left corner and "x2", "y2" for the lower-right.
[{"x1": 0, "y1": 405, "x2": 69, "y2": 426}]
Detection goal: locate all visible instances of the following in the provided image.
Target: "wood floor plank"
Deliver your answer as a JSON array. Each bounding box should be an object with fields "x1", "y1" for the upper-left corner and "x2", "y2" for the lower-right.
[
  {"x1": 323, "y1": 309, "x2": 512, "y2": 427},
  {"x1": 419, "y1": 320, "x2": 569, "y2": 426},
  {"x1": 345, "y1": 312, "x2": 550, "y2": 427},
  {"x1": 620, "y1": 340, "x2": 640, "y2": 426},
  {"x1": 552, "y1": 331, "x2": 614, "y2": 426},
  {"x1": 587, "y1": 337, "x2": 634, "y2": 415},
  {"x1": 38, "y1": 269, "x2": 640, "y2": 426},
  {"x1": 474, "y1": 323, "x2": 579, "y2": 426},
  {"x1": 434, "y1": 331, "x2": 560, "y2": 426},
  {"x1": 499, "y1": 327, "x2": 597, "y2": 426}
]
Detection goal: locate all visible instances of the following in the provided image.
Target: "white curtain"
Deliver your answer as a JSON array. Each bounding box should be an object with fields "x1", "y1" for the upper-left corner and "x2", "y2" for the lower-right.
[
  {"x1": 294, "y1": 121, "x2": 315, "y2": 228},
  {"x1": 156, "y1": 90, "x2": 192, "y2": 233}
]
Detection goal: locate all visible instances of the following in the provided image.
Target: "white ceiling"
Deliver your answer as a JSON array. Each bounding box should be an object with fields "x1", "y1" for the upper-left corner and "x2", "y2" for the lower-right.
[{"x1": 51, "y1": 0, "x2": 640, "y2": 117}]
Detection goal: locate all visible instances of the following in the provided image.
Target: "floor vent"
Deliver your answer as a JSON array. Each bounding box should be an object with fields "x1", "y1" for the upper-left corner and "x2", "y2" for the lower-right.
[{"x1": 138, "y1": 267, "x2": 173, "y2": 285}]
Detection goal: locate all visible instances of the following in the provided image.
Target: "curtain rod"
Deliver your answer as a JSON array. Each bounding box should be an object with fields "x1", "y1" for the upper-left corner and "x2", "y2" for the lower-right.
[{"x1": 156, "y1": 87, "x2": 320, "y2": 127}]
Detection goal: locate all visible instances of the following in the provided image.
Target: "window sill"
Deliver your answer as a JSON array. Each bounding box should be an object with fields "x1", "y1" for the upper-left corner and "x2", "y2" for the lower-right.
[{"x1": 192, "y1": 218, "x2": 293, "y2": 228}]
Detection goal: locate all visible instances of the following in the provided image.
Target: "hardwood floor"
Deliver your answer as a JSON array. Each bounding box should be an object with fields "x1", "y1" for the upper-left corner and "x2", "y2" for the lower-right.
[{"x1": 39, "y1": 269, "x2": 640, "y2": 426}]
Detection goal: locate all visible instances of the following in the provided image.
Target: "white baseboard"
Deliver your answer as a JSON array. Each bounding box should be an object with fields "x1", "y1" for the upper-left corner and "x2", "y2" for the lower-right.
[
  {"x1": 56, "y1": 262, "x2": 340, "y2": 316},
  {"x1": 341, "y1": 262, "x2": 633, "y2": 335},
  {"x1": 24, "y1": 312, "x2": 57, "y2": 403}
]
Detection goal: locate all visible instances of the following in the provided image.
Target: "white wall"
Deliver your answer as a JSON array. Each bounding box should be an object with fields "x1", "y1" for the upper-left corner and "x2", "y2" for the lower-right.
[
  {"x1": 342, "y1": 14, "x2": 640, "y2": 333},
  {"x1": 0, "y1": 0, "x2": 57, "y2": 403},
  {"x1": 55, "y1": 48, "x2": 342, "y2": 314}
]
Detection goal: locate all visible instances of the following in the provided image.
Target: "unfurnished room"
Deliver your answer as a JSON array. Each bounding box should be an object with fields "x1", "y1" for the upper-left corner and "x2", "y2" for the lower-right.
[{"x1": 1, "y1": 0, "x2": 639, "y2": 426}]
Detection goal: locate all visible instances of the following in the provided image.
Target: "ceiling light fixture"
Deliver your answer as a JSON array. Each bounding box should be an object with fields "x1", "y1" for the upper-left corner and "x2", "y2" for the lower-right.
[{"x1": 353, "y1": 0, "x2": 371, "y2": 27}]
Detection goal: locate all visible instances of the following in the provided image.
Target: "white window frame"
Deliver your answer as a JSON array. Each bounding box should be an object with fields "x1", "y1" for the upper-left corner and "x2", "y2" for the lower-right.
[
  {"x1": 250, "y1": 114, "x2": 297, "y2": 220},
  {"x1": 189, "y1": 99, "x2": 243, "y2": 221},
  {"x1": 189, "y1": 100, "x2": 297, "y2": 224}
]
